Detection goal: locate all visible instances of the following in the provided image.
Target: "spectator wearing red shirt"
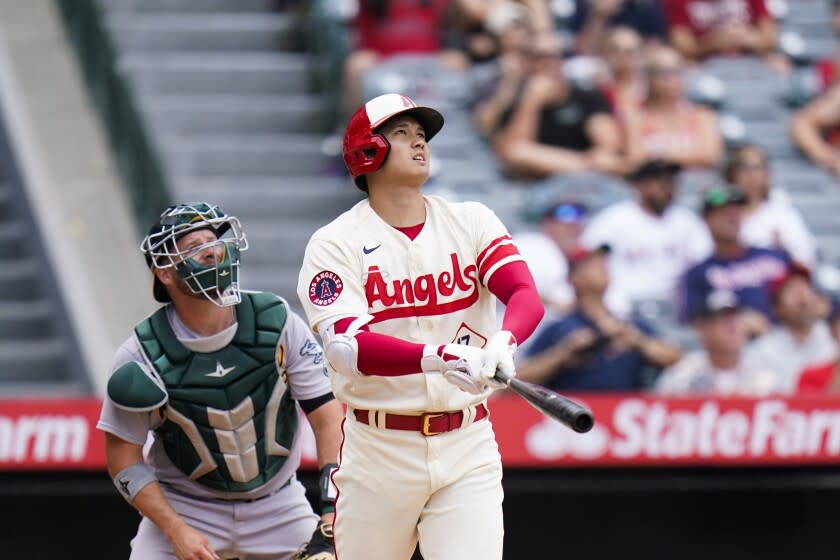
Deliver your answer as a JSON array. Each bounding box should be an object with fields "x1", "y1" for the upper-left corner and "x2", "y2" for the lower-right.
[
  {"x1": 664, "y1": 0, "x2": 778, "y2": 62},
  {"x1": 343, "y1": 0, "x2": 468, "y2": 115}
]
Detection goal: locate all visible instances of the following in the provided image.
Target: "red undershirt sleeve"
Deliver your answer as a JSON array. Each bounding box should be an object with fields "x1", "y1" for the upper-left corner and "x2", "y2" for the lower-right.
[
  {"x1": 332, "y1": 318, "x2": 426, "y2": 377},
  {"x1": 329, "y1": 262, "x2": 542, "y2": 376},
  {"x1": 487, "y1": 260, "x2": 544, "y2": 344}
]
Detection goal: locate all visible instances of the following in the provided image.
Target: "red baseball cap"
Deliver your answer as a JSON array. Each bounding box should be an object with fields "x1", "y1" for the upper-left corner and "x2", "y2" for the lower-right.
[
  {"x1": 767, "y1": 263, "x2": 811, "y2": 301},
  {"x1": 567, "y1": 244, "x2": 611, "y2": 268}
]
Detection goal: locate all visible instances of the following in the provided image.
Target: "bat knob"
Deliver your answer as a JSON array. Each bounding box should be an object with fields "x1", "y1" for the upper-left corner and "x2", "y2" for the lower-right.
[{"x1": 572, "y1": 411, "x2": 595, "y2": 434}]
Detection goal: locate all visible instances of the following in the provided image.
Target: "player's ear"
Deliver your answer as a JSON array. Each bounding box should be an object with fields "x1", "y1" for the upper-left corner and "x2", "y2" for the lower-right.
[{"x1": 154, "y1": 267, "x2": 176, "y2": 289}]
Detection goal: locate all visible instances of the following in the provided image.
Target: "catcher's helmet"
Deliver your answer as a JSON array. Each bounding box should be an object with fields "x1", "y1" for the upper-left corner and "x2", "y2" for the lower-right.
[
  {"x1": 141, "y1": 202, "x2": 248, "y2": 307},
  {"x1": 342, "y1": 93, "x2": 444, "y2": 191}
]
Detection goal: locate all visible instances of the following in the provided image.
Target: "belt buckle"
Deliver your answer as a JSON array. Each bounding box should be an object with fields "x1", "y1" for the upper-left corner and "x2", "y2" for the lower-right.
[{"x1": 421, "y1": 412, "x2": 445, "y2": 436}]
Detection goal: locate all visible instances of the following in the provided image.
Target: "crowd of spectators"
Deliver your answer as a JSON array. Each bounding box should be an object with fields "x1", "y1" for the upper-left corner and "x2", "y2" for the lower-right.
[{"x1": 337, "y1": 0, "x2": 840, "y2": 397}]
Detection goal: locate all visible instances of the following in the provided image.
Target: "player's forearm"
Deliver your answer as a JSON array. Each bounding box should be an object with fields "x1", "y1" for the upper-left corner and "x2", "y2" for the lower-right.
[
  {"x1": 488, "y1": 261, "x2": 544, "y2": 344},
  {"x1": 105, "y1": 433, "x2": 191, "y2": 544},
  {"x1": 133, "y1": 482, "x2": 193, "y2": 540},
  {"x1": 307, "y1": 399, "x2": 343, "y2": 468},
  {"x1": 306, "y1": 400, "x2": 342, "y2": 524}
]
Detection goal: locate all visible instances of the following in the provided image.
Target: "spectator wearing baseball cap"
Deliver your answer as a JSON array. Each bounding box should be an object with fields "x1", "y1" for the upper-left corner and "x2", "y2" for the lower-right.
[
  {"x1": 656, "y1": 290, "x2": 780, "y2": 395},
  {"x1": 518, "y1": 243, "x2": 681, "y2": 392},
  {"x1": 744, "y1": 264, "x2": 839, "y2": 393},
  {"x1": 516, "y1": 200, "x2": 621, "y2": 315},
  {"x1": 679, "y1": 184, "x2": 792, "y2": 337},
  {"x1": 581, "y1": 158, "x2": 712, "y2": 309}
]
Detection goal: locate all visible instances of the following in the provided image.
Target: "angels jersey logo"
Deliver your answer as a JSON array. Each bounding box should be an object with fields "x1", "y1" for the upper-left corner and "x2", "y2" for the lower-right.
[
  {"x1": 365, "y1": 253, "x2": 479, "y2": 323},
  {"x1": 309, "y1": 271, "x2": 344, "y2": 306}
]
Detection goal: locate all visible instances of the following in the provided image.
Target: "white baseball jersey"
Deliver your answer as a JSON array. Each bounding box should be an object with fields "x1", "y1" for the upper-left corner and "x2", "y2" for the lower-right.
[
  {"x1": 740, "y1": 192, "x2": 817, "y2": 269},
  {"x1": 581, "y1": 200, "x2": 712, "y2": 305},
  {"x1": 297, "y1": 195, "x2": 523, "y2": 414}
]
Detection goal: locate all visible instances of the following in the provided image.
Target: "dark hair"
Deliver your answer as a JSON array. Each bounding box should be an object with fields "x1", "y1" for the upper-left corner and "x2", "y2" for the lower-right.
[{"x1": 723, "y1": 143, "x2": 768, "y2": 183}]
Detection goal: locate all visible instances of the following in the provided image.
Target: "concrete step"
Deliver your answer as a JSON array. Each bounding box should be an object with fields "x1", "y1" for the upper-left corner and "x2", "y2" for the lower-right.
[
  {"x1": 0, "y1": 184, "x2": 15, "y2": 221},
  {"x1": 108, "y1": 13, "x2": 300, "y2": 53},
  {"x1": 164, "y1": 133, "x2": 332, "y2": 177},
  {"x1": 176, "y1": 177, "x2": 361, "y2": 220},
  {"x1": 0, "y1": 221, "x2": 27, "y2": 259},
  {"x1": 141, "y1": 94, "x2": 327, "y2": 134},
  {"x1": 0, "y1": 338, "x2": 67, "y2": 382},
  {"x1": 240, "y1": 219, "x2": 325, "y2": 267},
  {"x1": 244, "y1": 264, "x2": 301, "y2": 304},
  {"x1": 99, "y1": 0, "x2": 280, "y2": 13},
  {"x1": 0, "y1": 300, "x2": 54, "y2": 340},
  {"x1": 121, "y1": 53, "x2": 313, "y2": 95},
  {"x1": 0, "y1": 259, "x2": 42, "y2": 301}
]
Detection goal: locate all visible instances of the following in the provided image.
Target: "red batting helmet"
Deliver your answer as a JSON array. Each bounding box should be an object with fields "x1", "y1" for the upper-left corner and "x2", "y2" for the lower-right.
[{"x1": 342, "y1": 93, "x2": 444, "y2": 191}]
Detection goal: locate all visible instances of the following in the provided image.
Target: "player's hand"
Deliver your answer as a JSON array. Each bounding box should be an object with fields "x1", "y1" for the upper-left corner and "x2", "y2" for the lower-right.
[
  {"x1": 480, "y1": 331, "x2": 517, "y2": 390},
  {"x1": 422, "y1": 344, "x2": 488, "y2": 394},
  {"x1": 293, "y1": 521, "x2": 336, "y2": 560},
  {"x1": 166, "y1": 522, "x2": 220, "y2": 560}
]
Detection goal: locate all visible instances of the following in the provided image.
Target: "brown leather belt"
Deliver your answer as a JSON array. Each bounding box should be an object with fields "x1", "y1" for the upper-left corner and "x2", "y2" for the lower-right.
[{"x1": 353, "y1": 404, "x2": 488, "y2": 436}]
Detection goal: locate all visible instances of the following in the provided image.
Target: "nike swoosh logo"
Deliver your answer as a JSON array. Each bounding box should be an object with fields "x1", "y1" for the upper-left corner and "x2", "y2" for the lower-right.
[{"x1": 363, "y1": 244, "x2": 381, "y2": 255}]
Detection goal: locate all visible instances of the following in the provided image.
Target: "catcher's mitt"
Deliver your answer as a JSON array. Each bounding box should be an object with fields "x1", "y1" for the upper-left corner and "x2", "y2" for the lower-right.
[{"x1": 294, "y1": 521, "x2": 335, "y2": 560}]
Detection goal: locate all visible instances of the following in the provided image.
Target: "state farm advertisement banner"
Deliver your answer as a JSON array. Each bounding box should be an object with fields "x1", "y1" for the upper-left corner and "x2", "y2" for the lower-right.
[
  {"x1": 4, "y1": 396, "x2": 840, "y2": 470},
  {"x1": 489, "y1": 394, "x2": 840, "y2": 467},
  {"x1": 0, "y1": 398, "x2": 104, "y2": 470}
]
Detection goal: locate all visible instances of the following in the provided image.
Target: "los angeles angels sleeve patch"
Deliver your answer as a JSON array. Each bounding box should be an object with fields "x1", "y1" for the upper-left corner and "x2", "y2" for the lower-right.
[{"x1": 308, "y1": 271, "x2": 344, "y2": 306}]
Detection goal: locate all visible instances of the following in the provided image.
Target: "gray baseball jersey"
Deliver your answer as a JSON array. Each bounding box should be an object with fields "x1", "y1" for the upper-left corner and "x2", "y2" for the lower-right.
[{"x1": 98, "y1": 297, "x2": 331, "y2": 558}]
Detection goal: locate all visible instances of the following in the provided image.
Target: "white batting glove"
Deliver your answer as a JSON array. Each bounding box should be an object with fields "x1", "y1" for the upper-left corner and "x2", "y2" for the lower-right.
[
  {"x1": 422, "y1": 344, "x2": 488, "y2": 395},
  {"x1": 481, "y1": 331, "x2": 517, "y2": 390}
]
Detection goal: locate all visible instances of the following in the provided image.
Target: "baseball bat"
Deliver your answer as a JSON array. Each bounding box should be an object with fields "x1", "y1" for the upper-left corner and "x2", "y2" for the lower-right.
[{"x1": 494, "y1": 370, "x2": 594, "y2": 434}]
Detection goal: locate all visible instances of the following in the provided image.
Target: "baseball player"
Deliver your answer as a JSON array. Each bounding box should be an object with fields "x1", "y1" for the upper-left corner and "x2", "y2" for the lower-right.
[
  {"x1": 296, "y1": 93, "x2": 545, "y2": 560},
  {"x1": 97, "y1": 202, "x2": 343, "y2": 560}
]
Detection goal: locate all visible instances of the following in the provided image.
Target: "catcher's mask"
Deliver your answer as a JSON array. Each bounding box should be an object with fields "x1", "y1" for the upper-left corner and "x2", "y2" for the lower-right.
[{"x1": 141, "y1": 202, "x2": 248, "y2": 308}]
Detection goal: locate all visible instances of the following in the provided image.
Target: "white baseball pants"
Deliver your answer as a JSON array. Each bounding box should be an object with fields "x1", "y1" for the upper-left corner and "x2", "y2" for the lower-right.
[{"x1": 333, "y1": 411, "x2": 504, "y2": 560}]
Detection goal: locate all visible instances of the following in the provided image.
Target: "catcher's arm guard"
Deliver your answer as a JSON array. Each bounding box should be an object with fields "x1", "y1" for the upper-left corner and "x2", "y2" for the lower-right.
[{"x1": 294, "y1": 521, "x2": 335, "y2": 560}]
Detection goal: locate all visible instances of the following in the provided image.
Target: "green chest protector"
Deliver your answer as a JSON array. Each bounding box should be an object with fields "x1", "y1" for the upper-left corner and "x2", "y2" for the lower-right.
[{"x1": 115, "y1": 292, "x2": 298, "y2": 492}]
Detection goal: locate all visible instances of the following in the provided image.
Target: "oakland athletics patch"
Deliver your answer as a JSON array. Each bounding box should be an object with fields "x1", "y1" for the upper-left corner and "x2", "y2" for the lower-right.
[{"x1": 309, "y1": 271, "x2": 343, "y2": 306}]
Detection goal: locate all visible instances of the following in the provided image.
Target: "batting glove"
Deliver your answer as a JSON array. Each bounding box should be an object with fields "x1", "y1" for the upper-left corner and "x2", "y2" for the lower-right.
[
  {"x1": 293, "y1": 521, "x2": 335, "y2": 560},
  {"x1": 481, "y1": 330, "x2": 517, "y2": 390},
  {"x1": 422, "y1": 344, "x2": 488, "y2": 394}
]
